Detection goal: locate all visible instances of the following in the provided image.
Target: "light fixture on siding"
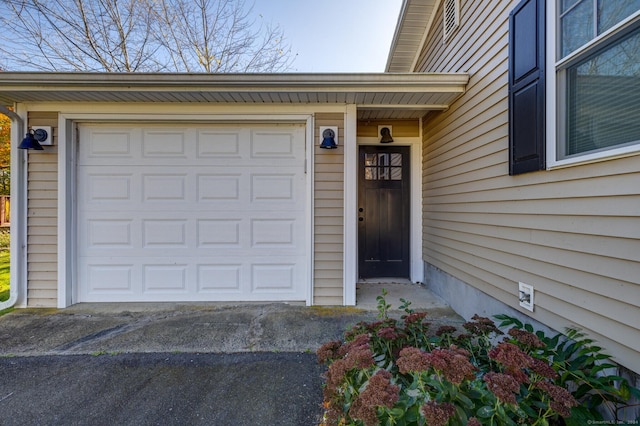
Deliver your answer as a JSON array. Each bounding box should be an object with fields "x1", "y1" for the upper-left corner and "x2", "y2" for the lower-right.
[
  {"x1": 379, "y1": 126, "x2": 394, "y2": 143},
  {"x1": 18, "y1": 128, "x2": 47, "y2": 150},
  {"x1": 319, "y1": 126, "x2": 338, "y2": 149}
]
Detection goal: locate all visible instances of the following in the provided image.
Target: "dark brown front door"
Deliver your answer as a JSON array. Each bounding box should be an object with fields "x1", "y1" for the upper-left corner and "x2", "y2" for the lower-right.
[{"x1": 358, "y1": 146, "x2": 410, "y2": 278}]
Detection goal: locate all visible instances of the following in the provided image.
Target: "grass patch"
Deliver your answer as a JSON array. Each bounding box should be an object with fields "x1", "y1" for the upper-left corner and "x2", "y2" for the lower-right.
[
  {"x1": 0, "y1": 250, "x2": 8, "y2": 302},
  {"x1": 310, "y1": 306, "x2": 365, "y2": 316}
]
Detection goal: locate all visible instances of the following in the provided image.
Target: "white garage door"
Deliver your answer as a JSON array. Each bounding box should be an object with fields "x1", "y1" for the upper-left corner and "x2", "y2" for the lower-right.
[{"x1": 77, "y1": 123, "x2": 307, "y2": 303}]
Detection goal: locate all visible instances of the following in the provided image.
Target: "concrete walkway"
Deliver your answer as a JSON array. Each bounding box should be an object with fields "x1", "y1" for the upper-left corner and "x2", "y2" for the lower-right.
[{"x1": 0, "y1": 285, "x2": 463, "y2": 425}]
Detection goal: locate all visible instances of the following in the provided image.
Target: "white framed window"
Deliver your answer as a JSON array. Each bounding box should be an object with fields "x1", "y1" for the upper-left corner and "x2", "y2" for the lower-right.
[
  {"x1": 443, "y1": 0, "x2": 460, "y2": 41},
  {"x1": 547, "y1": 0, "x2": 640, "y2": 167}
]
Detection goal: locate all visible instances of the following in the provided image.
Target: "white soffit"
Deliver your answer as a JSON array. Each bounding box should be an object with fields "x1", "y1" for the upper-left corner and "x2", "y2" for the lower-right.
[
  {"x1": 386, "y1": 0, "x2": 441, "y2": 73},
  {"x1": 0, "y1": 72, "x2": 468, "y2": 120}
]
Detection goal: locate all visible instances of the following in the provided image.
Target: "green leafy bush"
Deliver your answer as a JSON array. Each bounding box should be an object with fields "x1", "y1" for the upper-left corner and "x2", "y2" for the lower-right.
[
  {"x1": 318, "y1": 291, "x2": 639, "y2": 425},
  {"x1": 0, "y1": 230, "x2": 9, "y2": 249}
]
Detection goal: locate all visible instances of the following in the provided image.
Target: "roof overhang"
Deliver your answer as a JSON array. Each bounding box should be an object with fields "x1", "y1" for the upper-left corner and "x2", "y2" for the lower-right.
[
  {"x1": 0, "y1": 72, "x2": 468, "y2": 120},
  {"x1": 386, "y1": 0, "x2": 441, "y2": 73}
]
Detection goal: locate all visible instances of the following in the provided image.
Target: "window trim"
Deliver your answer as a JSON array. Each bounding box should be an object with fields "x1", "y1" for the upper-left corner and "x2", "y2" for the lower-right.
[{"x1": 546, "y1": 2, "x2": 640, "y2": 169}]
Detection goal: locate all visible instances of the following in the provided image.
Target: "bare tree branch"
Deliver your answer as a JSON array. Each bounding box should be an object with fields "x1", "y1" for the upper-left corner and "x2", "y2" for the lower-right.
[{"x1": 0, "y1": 0, "x2": 294, "y2": 72}]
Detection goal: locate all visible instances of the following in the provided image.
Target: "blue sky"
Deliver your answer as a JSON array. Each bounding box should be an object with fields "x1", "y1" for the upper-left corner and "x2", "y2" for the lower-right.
[{"x1": 252, "y1": 0, "x2": 404, "y2": 72}]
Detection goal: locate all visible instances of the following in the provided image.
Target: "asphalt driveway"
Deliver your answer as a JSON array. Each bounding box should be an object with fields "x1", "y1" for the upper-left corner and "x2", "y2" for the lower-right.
[
  {"x1": 0, "y1": 299, "x2": 463, "y2": 425},
  {"x1": 0, "y1": 352, "x2": 322, "y2": 426}
]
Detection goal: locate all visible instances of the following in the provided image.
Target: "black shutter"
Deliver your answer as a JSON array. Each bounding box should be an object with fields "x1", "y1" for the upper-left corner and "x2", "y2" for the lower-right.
[{"x1": 509, "y1": 0, "x2": 545, "y2": 175}]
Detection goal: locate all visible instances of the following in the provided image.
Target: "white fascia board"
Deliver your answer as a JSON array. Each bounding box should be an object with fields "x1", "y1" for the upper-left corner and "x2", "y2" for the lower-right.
[
  {"x1": 23, "y1": 103, "x2": 349, "y2": 116},
  {"x1": 0, "y1": 72, "x2": 470, "y2": 105},
  {"x1": 385, "y1": 0, "x2": 442, "y2": 73}
]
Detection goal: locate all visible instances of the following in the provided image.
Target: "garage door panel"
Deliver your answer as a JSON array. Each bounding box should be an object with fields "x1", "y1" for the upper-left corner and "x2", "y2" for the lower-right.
[
  {"x1": 251, "y1": 219, "x2": 297, "y2": 247},
  {"x1": 198, "y1": 264, "x2": 242, "y2": 292},
  {"x1": 80, "y1": 259, "x2": 305, "y2": 302},
  {"x1": 81, "y1": 126, "x2": 305, "y2": 166},
  {"x1": 250, "y1": 130, "x2": 298, "y2": 159},
  {"x1": 251, "y1": 263, "x2": 297, "y2": 292},
  {"x1": 142, "y1": 220, "x2": 188, "y2": 248},
  {"x1": 197, "y1": 219, "x2": 242, "y2": 247},
  {"x1": 251, "y1": 173, "x2": 297, "y2": 203},
  {"x1": 78, "y1": 123, "x2": 307, "y2": 303},
  {"x1": 86, "y1": 219, "x2": 134, "y2": 248},
  {"x1": 82, "y1": 216, "x2": 305, "y2": 251},
  {"x1": 85, "y1": 264, "x2": 135, "y2": 292},
  {"x1": 197, "y1": 129, "x2": 243, "y2": 158},
  {"x1": 197, "y1": 174, "x2": 242, "y2": 202},
  {"x1": 142, "y1": 129, "x2": 189, "y2": 158},
  {"x1": 85, "y1": 173, "x2": 134, "y2": 202},
  {"x1": 142, "y1": 174, "x2": 188, "y2": 202},
  {"x1": 143, "y1": 264, "x2": 189, "y2": 293},
  {"x1": 83, "y1": 170, "x2": 304, "y2": 208},
  {"x1": 83, "y1": 128, "x2": 137, "y2": 159}
]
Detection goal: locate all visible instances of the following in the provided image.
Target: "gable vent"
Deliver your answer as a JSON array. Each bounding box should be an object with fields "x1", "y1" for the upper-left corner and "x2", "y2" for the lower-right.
[{"x1": 443, "y1": 0, "x2": 460, "y2": 41}]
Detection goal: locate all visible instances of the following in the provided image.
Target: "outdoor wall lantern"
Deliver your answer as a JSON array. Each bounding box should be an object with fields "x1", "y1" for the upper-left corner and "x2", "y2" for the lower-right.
[
  {"x1": 18, "y1": 128, "x2": 48, "y2": 150},
  {"x1": 379, "y1": 126, "x2": 394, "y2": 144},
  {"x1": 319, "y1": 126, "x2": 338, "y2": 149}
]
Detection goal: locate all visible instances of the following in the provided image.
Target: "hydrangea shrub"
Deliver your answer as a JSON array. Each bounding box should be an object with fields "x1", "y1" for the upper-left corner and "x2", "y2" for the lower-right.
[{"x1": 317, "y1": 292, "x2": 639, "y2": 426}]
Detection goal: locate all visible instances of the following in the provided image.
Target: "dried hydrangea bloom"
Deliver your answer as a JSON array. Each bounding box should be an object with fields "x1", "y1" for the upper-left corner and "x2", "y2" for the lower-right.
[
  {"x1": 424, "y1": 348, "x2": 477, "y2": 384},
  {"x1": 346, "y1": 344, "x2": 375, "y2": 370},
  {"x1": 534, "y1": 380, "x2": 579, "y2": 417},
  {"x1": 447, "y1": 352, "x2": 478, "y2": 383},
  {"x1": 435, "y1": 325, "x2": 458, "y2": 336},
  {"x1": 320, "y1": 400, "x2": 341, "y2": 426},
  {"x1": 463, "y1": 315, "x2": 504, "y2": 336},
  {"x1": 484, "y1": 372, "x2": 520, "y2": 405},
  {"x1": 324, "y1": 358, "x2": 351, "y2": 395},
  {"x1": 317, "y1": 339, "x2": 342, "y2": 364},
  {"x1": 508, "y1": 328, "x2": 546, "y2": 349},
  {"x1": 376, "y1": 326, "x2": 399, "y2": 340},
  {"x1": 432, "y1": 346, "x2": 477, "y2": 385},
  {"x1": 367, "y1": 318, "x2": 398, "y2": 333},
  {"x1": 397, "y1": 347, "x2": 431, "y2": 374},
  {"x1": 403, "y1": 311, "x2": 428, "y2": 325},
  {"x1": 421, "y1": 401, "x2": 456, "y2": 426},
  {"x1": 506, "y1": 367, "x2": 530, "y2": 385},
  {"x1": 529, "y1": 357, "x2": 559, "y2": 379},
  {"x1": 338, "y1": 333, "x2": 370, "y2": 357},
  {"x1": 324, "y1": 341, "x2": 374, "y2": 394},
  {"x1": 448, "y1": 344, "x2": 471, "y2": 357},
  {"x1": 424, "y1": 349, "x2": 448, "y2": 371},
  {"x1": 344, "y1": 321, "x2": 372, "y2": 340},
  {"x1": 349, "y1": 370, "x2": 400, "y2": 426},
  {"x1": 467, "y1": 417, "x2": 482, "y2": 426},
  {"x1": 489, "y1": 342, "x2": 534, "y2": 369}
]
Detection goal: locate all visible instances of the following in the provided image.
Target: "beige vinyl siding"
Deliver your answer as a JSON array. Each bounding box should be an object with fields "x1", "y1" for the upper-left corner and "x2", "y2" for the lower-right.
[
  {"x1": 417, "y1": 0, "x2": 640, "y2": 373},
  {"x1": 313, "y1": 113, "x2": 345, "y2": 305},
  {"x1": 26, "y1": 112, "x2": 58, "y2": 307}
]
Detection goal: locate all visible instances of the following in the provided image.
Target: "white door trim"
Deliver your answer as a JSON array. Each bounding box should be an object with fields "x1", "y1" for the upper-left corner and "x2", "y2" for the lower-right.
[
  {"x1": 343, "y1": 105, "x2": 358, "y2": 305},
  {"x1": 344, "y1": 132, "x2": 424, "y2": 306},
  {"x1": 58, "y1": 113, "x2": 314, "y2": 307}
]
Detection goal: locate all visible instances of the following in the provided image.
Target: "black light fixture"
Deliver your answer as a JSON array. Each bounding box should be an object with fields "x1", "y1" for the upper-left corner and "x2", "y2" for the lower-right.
[
  {"x1": 380, "y1": 127, "x2": 394, "y2": 144},
  {"x1": 320, "y1": 128, "x2": 337, "y2": 149},
  {"x1": 18, "y1": 128, "x2": 47, "y2": 150}
]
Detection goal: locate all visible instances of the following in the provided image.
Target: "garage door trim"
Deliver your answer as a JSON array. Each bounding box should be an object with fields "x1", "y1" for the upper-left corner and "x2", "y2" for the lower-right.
[{"x1": 55, "y1": 114, "x2": 314, "y2": 307}]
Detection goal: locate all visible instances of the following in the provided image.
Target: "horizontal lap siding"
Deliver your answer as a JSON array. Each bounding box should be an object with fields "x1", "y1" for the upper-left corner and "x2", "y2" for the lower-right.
[
  {"x1": 26, "y1": 112, "x2": 58, "y2": 307},
  {"x1": 313, "y1": 113, "x2": 344, "y2": 305},
  {"x1": 417, "y1": 1, "x2": 640, "y2": 372}
]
